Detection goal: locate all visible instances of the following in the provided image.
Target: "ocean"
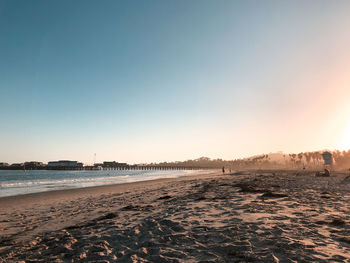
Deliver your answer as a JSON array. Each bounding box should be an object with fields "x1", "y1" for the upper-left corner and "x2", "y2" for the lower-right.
[{"x1": 0, "y1": 169, "x2": 206, "y2": 198}]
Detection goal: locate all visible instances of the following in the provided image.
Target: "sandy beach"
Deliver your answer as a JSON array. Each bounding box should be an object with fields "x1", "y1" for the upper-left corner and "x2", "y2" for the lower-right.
[{"x1": 1, "y1": 170, "x2": 350, "y2": 262}]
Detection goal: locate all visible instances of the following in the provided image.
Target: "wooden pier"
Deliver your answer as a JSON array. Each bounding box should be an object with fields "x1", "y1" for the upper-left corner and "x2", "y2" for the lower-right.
[
  {"x1": 0, "y1": 165, "x2": 208, "y2": 171},
  {"x1": 51, "y1": 165, "x2": 205, "y2": 171}
]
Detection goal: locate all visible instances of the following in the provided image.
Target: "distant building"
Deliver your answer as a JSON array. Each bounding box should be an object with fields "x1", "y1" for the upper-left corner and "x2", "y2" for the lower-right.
[
  {"x1": 48, "y1": 160, "x2": 83, "y2": 167},
  {"x1": 24, "y1": 161, "x2": 45, "y2": 169},
  {"x1": 10, "y1": 163, "x2": 24, "y2": 168},
  {"x1": 103, "y1": 161, "x2": 128, "y2": 168},
  {"x1": 0, "y1": 162, "x2": 9, "y2": 167}
]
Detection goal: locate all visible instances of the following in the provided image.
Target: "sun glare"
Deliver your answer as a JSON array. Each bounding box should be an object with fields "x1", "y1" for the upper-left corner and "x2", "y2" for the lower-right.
[{"x1": 340, "y1": 121, "x2": 350, "y2": 151}]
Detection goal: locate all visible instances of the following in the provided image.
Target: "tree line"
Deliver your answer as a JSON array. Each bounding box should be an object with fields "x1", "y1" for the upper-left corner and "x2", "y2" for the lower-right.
[{"x1": 148, "y1": 150, "x2": 350, "y2": 170}]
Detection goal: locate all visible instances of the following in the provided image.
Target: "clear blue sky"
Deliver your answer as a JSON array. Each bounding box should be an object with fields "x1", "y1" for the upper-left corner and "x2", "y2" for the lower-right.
[{"x1": 1, "y1": 0, "x2": 350, "y2": 164}]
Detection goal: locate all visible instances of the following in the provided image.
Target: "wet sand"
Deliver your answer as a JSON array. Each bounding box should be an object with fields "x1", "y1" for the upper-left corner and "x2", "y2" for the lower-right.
[{"x1": 1, "y1": 170, "x2": 350, "y2": 262}]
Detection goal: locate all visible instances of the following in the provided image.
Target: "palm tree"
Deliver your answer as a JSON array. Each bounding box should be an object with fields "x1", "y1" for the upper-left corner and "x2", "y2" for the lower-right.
[{"x1": 305, "y1": 152, "x2": 312, "y2": 168}]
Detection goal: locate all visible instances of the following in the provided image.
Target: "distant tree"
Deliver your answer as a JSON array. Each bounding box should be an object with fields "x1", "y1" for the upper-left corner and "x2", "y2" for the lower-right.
[
  {"x1": 297, "y1": 152, "x2": 303, "y2": 167},
  {"x1": 305, "y1": 152, "x2": 312, "y2": 167}
]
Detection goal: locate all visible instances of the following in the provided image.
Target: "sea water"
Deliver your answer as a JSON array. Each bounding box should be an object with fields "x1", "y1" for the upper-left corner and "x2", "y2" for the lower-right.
[{"x1": 0, "y1": 169, "x2": 207, "y2": 198}]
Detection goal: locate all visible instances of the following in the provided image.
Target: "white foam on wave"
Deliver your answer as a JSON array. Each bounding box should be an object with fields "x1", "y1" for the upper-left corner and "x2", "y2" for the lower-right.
[{"x1": 0, "y1": 175, "x2": 132, "y2": 188}]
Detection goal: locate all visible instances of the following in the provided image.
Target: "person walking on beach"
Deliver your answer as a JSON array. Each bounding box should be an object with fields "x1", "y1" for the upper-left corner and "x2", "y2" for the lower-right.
[{"x1": 222, "y1": 166, "x2": 225, "y2": 174}]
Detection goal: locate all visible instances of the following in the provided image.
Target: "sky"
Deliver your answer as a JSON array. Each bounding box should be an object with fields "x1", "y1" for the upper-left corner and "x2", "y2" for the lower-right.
[{"x1": 1, "y1": 0, "x2": 350, "y2": 164}]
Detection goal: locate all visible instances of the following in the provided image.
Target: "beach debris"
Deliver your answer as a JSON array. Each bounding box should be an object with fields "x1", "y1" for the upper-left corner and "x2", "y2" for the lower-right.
[
  {"x1": 158, "y1": 195, "x2": 172, "y2": 200},
  {"x1": 260, "y1": 190, "x2": 287, "y2": 198},
  {"x1": 320, "y1": 191, "x2": 331, "y2": 199},
  {"x1": 194, "y1": 195, "x2": 206, "y2": 201},
  {"x1": 218, "y1": 183, "x2": 231, "y2": 187},
  {"x1": 121, "y1": 205, "x2": 142, "y2": 211},
  {"x1": 95, "y1": 212, "x2": 118, "y2": 221},
  {"x1": 316, "y1": 218, "x2": 346, "y2": 226},
  {"x1": 338, "y1": 236, "x2": 350, "y2": 245},
  {"x1": 315, "y1": 169, "x2": 330, "y2": 177},
  {"x1": 330, "y1": 218, "x2": 346, "y2": 226}
]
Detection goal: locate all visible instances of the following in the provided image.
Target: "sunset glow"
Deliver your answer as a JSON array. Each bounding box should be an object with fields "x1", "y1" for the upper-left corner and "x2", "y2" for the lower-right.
[
  {"x1": 340, "y1": 121, "x2": 350, "y2": 151},
  {"x1": 1, "y1": 1, "x2": 350, "y2": 164}
]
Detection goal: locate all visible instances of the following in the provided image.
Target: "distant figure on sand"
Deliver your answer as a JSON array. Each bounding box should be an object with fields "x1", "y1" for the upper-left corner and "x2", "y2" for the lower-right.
[
  {"x1": 324, "y1": 168, "x2": 330, "y2": 177},
  {"x1": 222, "y1": 166, "x2": 225, "y2": 174}
]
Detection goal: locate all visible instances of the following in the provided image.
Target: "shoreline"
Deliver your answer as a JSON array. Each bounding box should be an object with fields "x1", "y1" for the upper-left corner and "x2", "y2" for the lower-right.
[
  {"x1": 0, "y1": 169, "x2": 219, "y2": 208},
  {"x1": 0, "y1": 169, "x2": 219, "y2": 202}
]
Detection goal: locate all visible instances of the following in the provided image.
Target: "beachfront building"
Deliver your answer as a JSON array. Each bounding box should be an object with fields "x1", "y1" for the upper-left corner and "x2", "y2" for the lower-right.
[
  {"x1": 10, "y1": 163, "x2": 24, "y2": 168},
  {"x1": 47, "y1": 160, "x2": 83, "y2": 168},
  {"x1": 24, "y1": 161, "x2": 45, "y2": 169},
  {"x1": 0, "y1": 162, "x2": 9, "y2": 167}
]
